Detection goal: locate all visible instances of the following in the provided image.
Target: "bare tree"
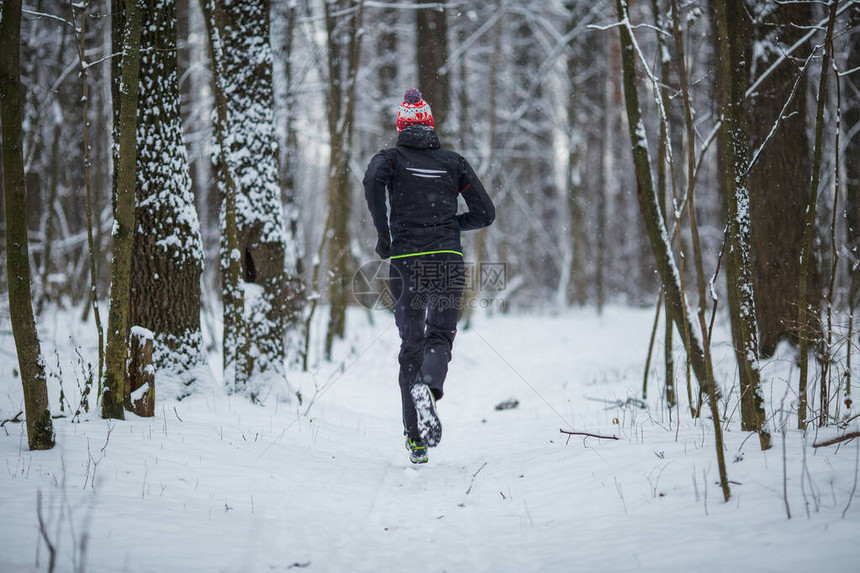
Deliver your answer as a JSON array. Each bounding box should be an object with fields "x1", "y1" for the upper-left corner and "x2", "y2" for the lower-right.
[
  {"x1": 0, "y1": 0, "x2": 55, "y2": 449},
  {"x1": 416, "y1": 0, "x2": 450, "y2": 141},
  {"x1": 324, "y1": 0, "x2": 364, "y2": 360},
  {"x1": 798, "y1": 0, "x2": 840, "y2": 430},
  {"x1": 103, "y1": 0, "x2": 143, "y2": 420},
  {"x1": 276, "y1": 1, "x2": 307, "y2": 367},
  {"x1": 563, "y1": 1, "x2": 588, "y2": 307},
  {"x1": 843, "y1": 5, "x2": 860, "y2": 410},
  {"x1": 712, "y1": 0, "x2": 770, "y2": 449},
  {"x1": 615, "y1": 0, "x2": 730, "y2": 501}
]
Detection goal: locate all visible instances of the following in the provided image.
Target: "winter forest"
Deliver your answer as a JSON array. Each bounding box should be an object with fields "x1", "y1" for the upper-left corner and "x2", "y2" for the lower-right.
[{"x1": 2, "y1": 0, "x2": 860, "y2": 571}]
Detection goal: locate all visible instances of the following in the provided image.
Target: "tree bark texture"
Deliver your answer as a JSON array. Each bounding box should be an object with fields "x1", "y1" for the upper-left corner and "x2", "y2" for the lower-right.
[
  {"x1": 126, "y1": 326, "x2": 155, "y2": 417},
  {"x1": 214, "y1": 0, "x2": 290, "y2": 394},
  {"x1": 129, "y1": 0, "x2": 207, "y2": 397},
  {"x1": 656, "y1": 0, "x2": 676, "y2": 407},
  {"x1": 203, "y1": 0, "x2": 250, "y2": 392},
  {"x1": 104, "y1": 0, "x2": 143, "y2": 420},
  {"x1": 798, "y1": 0, "x2": 839, "y2": 430},
  {"x1": 713, "y1": 0, "x2": 770, "y2": 448},
  {"x1": 845, "y1": 6, "x2": 860, "y2": 308},
  {"x1": 0, "y1": 0, "x2": 55, "y2": 449},
  {"x1": 747, "y1": 0, "x2": 814, "y2": 357}
]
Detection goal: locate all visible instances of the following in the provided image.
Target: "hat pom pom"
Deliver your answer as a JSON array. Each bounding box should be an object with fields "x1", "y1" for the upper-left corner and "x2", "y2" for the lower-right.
[{"x1": 403, "y1": 88, "x2": 422, "y2": 104}]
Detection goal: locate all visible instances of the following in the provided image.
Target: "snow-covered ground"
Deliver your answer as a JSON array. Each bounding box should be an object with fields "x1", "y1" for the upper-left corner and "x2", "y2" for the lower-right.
[{"x1": 1, "y1": 305, "x2": 858, "y2": 572}]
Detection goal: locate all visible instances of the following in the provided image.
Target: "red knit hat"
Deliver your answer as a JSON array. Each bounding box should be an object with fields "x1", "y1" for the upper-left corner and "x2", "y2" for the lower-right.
[{"x1": 396, "y1": 88, "x2": 434, "y2": 132}]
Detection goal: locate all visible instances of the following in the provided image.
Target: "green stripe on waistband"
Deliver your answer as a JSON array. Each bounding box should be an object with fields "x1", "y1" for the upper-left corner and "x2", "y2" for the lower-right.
[{"x1": 390, "y1": 250, "x2": 464, "y2": 260}]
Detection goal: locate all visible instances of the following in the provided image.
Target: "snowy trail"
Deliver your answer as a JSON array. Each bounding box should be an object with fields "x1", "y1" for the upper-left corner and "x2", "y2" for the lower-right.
[{"x1": 1, "y1": 307, "x2": 858, "y2": 572}]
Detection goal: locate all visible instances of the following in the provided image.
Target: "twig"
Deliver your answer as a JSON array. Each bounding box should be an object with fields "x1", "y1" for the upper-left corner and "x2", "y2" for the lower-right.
[
  {"x1": 614, "y1": 477, "x2": 628, "y2": 516},
  {"x1": 559, "y1": 429, "x2": 619, "y2": 441},
  {"x1": 36, "y1": 491, "x2": 57, "y2": 573},
  {"x1": 813, "y1": 431, "x2": 860, "y2": 448},
  {"x1": 642, "y1": 288, "x2": 665, "y2": 400},
  {"x1": 0, "y1": 411, "x2": 24, "y2": 427},
  {"x1": 465, "y1": 462, "x2": 487, "y2": 495},
  {"x1": 100, "y1": 422, "x2": 114, "y2": 453},
  {"x1": 843, "y1": 441, "x2": 859, "y2": 518},
  {"x1": 782, "y1": 425, "x2": 791, "y2": 519}
]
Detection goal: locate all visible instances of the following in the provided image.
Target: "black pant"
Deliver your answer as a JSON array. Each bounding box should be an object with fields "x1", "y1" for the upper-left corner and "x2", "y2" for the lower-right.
[{"x1": 389, "y1": 252, "x2": 465, "y2": 440}]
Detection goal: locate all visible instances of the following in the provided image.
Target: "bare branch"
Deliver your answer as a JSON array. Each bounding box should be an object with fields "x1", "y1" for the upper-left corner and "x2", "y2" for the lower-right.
[
  {"x1": 0, "y1": 411, "x2": 24, "y2": 427},
  {"x1": 22, "y1": 8, "x2": 74, "y2": 28},
  {"x1": 559, "y1": 428, "x2": 619, "y2": 441},
  {"x1": 746, "y1": 0, "x2": 855, "y2": 98},
  {"x1": 812, "y1": 431, "x2": 860, "y2": 447},
  {"x1": 743, "y1": 51, "x2": 816, "y2": 178}
]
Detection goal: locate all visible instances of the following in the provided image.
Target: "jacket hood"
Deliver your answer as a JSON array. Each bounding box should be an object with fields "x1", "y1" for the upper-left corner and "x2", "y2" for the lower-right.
[{"x1": 396, "y1": 125, "x2": 440, "y2": 150}]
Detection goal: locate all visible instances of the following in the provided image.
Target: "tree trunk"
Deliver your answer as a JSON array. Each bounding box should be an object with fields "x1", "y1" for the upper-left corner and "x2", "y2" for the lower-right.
[
  {"x1": 798, "y1": 0, "x2": 839, "y2": 430},
  {"x1": 209, "y1": 0, "x2": 290, "y2": 396},
  {"x1": 103, "y1": 0, "x2": 143, "y2": 420},
  {"x1": 461, "y1": 4, "x2": 501, "y2": 328},
  {"x1": 0, "y1": 0, "x2": 55, "y2": 450},
  {"x1": 324, "y1": 0, "x2": 363, "y2": 360},
  {"x1": 748, "y1": 0, "x2": 814, "y2": 357},
  {"x1": 203, "y1": 0, "x2": 249, "y2": 392},
  {"x1": 129, "y1": 0, "x2": 207, "y2": 397},
  {"x1": 845, "y1": 6, "x2": 860, "y2": 409},
  {"x1": 417, "y1": 0, "x2": 449, "y2": 140},
  {"x1": 278, "y1": 2, "x2": 306, "y2": 368},
  {"x1": 126, "y1": 326, "x2": 155, "y2": 417},
  {"x1": 377, "y1": 4, "x2": 398, "y2": 142},
  {"x1": 652, "y1": 0, "x2": 676, "y2": 408},
  {"x1": 564, "y1": 0, "x2": 587, "y2": 307},
  {"x1": 712, "y1": 0, "x2": 770, "y2": 449},
  {"x1": 597, "y1": 30, "x2": 615, "y2": 315},
  {"x1": 845, "y1": 7, "x2": 860, "y2": 303},
  {"x1": 615, "y1": 0, "x2": 729, "y2": 500},
  {"x1": 74, "y1": 2, "x2": 106, "y2": 396}
]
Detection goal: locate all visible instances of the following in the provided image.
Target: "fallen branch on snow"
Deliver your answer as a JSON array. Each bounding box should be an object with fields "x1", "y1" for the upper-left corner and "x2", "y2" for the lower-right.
[
  {"x1": 560, "y1": 429, "x2": 619, "y2": 442},
  {"x1": 813, "y1": 431, "x2": 860, "y2": 448},
  {"x1": 0, "y1": 411, "x2": 23, "y2": 427}
]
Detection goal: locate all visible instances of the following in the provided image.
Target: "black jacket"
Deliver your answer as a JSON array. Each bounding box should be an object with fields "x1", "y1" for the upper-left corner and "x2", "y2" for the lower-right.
[{"x1": 363, "y1": 125, "x2": 495, "y2": 258}]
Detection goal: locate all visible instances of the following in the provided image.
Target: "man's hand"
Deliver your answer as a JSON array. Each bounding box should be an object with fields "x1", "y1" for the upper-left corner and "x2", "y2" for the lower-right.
[{"x1": 375, "y1": 231, "x2": 391, "y2": 259}]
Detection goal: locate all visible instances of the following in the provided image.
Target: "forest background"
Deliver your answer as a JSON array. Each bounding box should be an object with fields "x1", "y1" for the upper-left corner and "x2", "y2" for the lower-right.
[{"x1": 1, "y1": 0, "x2": 859, "y2": 509}]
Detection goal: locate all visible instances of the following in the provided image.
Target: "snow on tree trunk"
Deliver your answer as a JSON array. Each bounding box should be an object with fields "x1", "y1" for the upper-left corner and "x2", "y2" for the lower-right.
[
  {"x1": 104, "y1": 0, "x2": 143, "y2": 421},
  {"x1": 276, "y1": 2, "x2": 306, "y2": 369},
  {"x1": 615, "y1": 0, "x2": 730, "y2": 501},
  {"x1": 714, "y1": 0, "x2": 770, "y2": 449},
  {"x1": 129, "y1": 0, "x2": 208, "y2": 400},
  {"x1": 215, "y1": 0, "x2": 290, "y2": 398},
  {"x1": 0, "y1": 0, "x2": 55, "y2": 449},
  {"x1": 202, "y1": 0, "x2": 249, "y2": 394}
]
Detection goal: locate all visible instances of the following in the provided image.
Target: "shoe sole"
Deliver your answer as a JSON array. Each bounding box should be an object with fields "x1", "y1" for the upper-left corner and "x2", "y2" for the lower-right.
[{"x1": 411, "y1": 383, "x2": 442, "y2": 447}]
